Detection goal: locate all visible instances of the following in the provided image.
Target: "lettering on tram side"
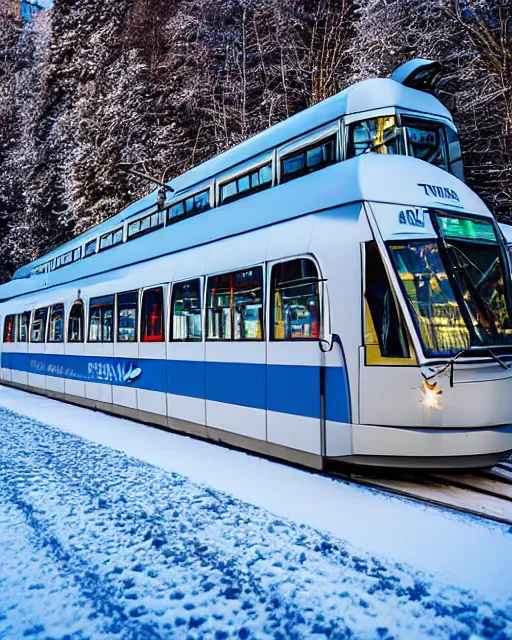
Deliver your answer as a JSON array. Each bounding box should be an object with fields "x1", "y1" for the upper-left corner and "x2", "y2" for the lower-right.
[
  {"x1": 417, "y1": 183, "x2": 460, "y2": 202},
  {"x1": 87, "y1": 361, "x2": 142, "y2": 384},
  {"x1": 398, "y1": 207, "x2": 426, "y2": 228},
  {"x1": 47, "y1": 363, "x2": 65, "y2": 376},
  {"x1": 30, "y1": 359, "x2": 46, "y2": 373},
  {"x1": 28, "y1": 357, "x2": 142, "y2": 385}
]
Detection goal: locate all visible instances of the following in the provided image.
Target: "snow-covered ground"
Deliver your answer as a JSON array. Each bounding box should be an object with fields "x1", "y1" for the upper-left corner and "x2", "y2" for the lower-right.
[{"x1": 0, "y1": 386, "x2": 511, "y2": 639}]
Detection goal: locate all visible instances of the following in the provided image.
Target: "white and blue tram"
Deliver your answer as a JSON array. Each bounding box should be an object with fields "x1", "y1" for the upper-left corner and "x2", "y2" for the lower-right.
[{"x1": 2, "y1": 60, "x2": 512, "y2": 469}]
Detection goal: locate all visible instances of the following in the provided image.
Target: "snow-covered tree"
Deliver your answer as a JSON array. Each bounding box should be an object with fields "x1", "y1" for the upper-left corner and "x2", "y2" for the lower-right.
[{"x1": 350, "y1": 0, "x2": 512, "y2": 219}]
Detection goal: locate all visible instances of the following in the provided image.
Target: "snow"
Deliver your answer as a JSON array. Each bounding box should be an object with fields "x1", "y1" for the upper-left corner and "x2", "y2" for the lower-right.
[{"x1": 0, "y1": 385, "x2": 511, "y2": 639}]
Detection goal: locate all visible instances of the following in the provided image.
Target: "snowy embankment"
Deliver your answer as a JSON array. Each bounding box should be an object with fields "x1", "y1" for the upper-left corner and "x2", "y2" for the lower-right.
[{"x1": 0, "y1": 386, "x2": 511, "y2": 639}]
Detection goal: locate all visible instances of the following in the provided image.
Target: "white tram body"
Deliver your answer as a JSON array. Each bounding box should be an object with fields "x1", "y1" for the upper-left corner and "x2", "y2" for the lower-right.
[{"x1": 2, "y1": 61, "x2": 512, "y2": 469}]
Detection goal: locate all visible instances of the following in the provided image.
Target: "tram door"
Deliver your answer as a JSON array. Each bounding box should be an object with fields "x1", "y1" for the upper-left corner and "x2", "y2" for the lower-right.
[
  {"x1": 65, "y1": 300, "x2": 86, "y2": 399},
  {"x1": 359, "y1": 241, "x2": 418, "y2": 427},
  {"x1": 167, "y1": 277, "x2": 206, "y2": 427},
  {"x1": 266, "y1": 258, "x2": 324, "y2": 456},
  {"x1": 113, "y1": 290, "x2": 139, "y2": 410},
  {"x1": 46, "y1": 303, "x2": 65, "y2": 395}
]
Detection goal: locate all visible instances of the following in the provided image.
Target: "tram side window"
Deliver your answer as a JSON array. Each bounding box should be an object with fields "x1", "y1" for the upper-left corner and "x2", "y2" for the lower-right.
[
  {"x1": 17, "y1": 312, "x2": 31, "y2": 342},
  {"x1": 84, "y1": 239, "x2": 97, "y2": 257},
  {"x1": 168, "y1": 189, "x2": 211, "y2": 223},
  {"x1": 100, "y1": 228, "x2": 123, "y2": 251},
  {"x1": 3, "y1": 315, "x2": 16, "y2": 343},
  {"x1": 271, "y1": 259, "x2": 320, "y2": 340},
  {"x1": 220, "y1": 163, "x2": 272, "y2": 205},
  {"x1": 128, "y1": 211, "x2": 164, "y2": 239},
  {"x1": 117, "y1": 291, "x2": 138, "y2": 342},
  {"x1": 364, "y1": 242, "x2": 409, "y2": 359},
  {"x1": 31, "y1": 308, "x2": 48, "y2": 343},
  {"x1": 141, "y1": 287, "x2": 164, "y2": 342},
  {"x1": 207, "y1": 267, "x2": 264, "y2": 340},
  {"x1": 48, "y1": 304, "x2": 64, "y2": 342},
  {"x1": 445, "y1": 126, "x2": 464, "y2": 181},
  {"x1": 281, "y1": 136, "x2": 336, "y2": 184},
  {"x1": 89, "y1": 296, "x2": 114, "y2": 342},
  {"x1": 171, "y1": 279, "x2": 202, "y2": 341},
  {"x1": 68, "y1": 301, "x2": 84, "y2": 342}
]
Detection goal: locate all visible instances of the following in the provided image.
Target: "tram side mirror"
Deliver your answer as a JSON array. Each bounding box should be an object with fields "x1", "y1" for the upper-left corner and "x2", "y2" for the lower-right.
[{"x1": 391, "y1": 59, "x2": 442, "y2": 93}]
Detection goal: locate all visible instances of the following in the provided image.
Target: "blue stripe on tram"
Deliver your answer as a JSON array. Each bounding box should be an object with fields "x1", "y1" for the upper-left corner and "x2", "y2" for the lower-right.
[{"x1": 1, "y1": 352, "x2": 351, "y2": 422}]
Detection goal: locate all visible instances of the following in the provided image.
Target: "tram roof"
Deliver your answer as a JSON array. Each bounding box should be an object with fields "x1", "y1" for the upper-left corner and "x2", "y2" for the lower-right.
[
  {"x1": 13, "y1": 77, "x2": 452, "y2": 279},
  {"x1": 1, "y1": 153, "x2": 489, "y2": 303},
  {"x1": 169, "y1": 77, "x2": 452, "y2": 193}
]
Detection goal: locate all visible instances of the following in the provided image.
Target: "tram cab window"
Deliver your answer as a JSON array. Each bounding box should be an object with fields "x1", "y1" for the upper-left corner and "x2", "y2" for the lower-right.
[
  {"x1": 141, "y1": 287, "x2": 164, "y2": 342},
  {"x1": 207, "y1": 267, "x2": 263, "y2": 340},
  {"x1": 171, "y1": 279, "x2": 202, "y2": 341},
  {"x1": 364, "y1": 242, "x2": 410, "y2": 361},
  {"x1": 271, "y1": 259, "x2": 320, "y2": 340},
  {"x1": 48, "y1": 304, "x2": 64, "y2": 342},
  {"x1": 347, "y1": 115, "x2": 463, "y2": 179},
  {"x1": 31, "y1": 308, "x2": 48, "y2": 343},
  {"x1": 347, "y1": 117, "x2": 400, "y2": 157},
  {"x1": 68, "y1": 301, "x2": 84, "y2": 342},
  {"x1": 3, "y1": 315, "x2": 16, "y2": 343},
  {"x1": 401, "y1": 116, "x2": 447, "y2": 171},
  {"x1": 89, "y1": 296, "x2": 114, "y2": 342},
  {"x1": 117, "y1": 291, "x2": 138, "y2": 342},
  {"x1": 17, "y1": 312, "x2": 31, "y2": 342}
]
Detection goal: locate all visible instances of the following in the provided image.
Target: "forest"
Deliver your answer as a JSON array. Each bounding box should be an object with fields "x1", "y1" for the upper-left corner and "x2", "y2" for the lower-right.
[{"x1": 0, "y1": 0, "x2": 510, "y2": 281}]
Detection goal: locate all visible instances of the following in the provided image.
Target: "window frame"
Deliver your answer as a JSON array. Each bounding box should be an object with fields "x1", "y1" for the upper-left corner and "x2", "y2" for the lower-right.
[
  {"x1": 116, "y1": 290, "x2": 139, "y2": 342},
  {"x1": 170, "y1": 278, "x2": 203, "y2": 342},
  {"x1": 270, "y1": 257, "x2": 322, "y2": 342},
  {"x1": 67, "y1": 300, "x2": 85, "y2": 343},
  {"x1": 88, "y1": 295, "x2": 115, "y2": 343},
  {"x1": 206, "y1": 266, "x2": 265, "y2": 342},
  {"x1": 141, "y1": 286, "x2": 165, "y2": 342},
  {"x1": 48, "y1": 303, "x2": 65, "y2": 343}
]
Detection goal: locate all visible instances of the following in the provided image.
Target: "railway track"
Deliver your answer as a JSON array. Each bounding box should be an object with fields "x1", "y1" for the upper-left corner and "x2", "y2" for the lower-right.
[{"x1": 334, "y1": 458, "x2": 512, "y2": 526}]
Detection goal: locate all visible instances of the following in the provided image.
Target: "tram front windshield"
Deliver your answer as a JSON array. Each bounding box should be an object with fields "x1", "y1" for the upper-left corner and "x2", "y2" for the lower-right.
[
  {"x1": 348, "y1": 115, "x2": 463, "y2": 179},
  {"x1": 387, "y1": 213, "x2": 512, "y2": 358}
]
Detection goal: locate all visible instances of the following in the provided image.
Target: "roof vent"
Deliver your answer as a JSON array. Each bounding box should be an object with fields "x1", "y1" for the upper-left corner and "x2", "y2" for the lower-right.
[{"x1": 391, "y1": 59, "x2": 441, "y2": 92}]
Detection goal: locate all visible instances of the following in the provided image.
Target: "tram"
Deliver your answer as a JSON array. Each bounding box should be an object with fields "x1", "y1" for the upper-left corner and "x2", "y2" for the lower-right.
[{"x1": 1, "y1": 59, "x2": 512, "y2": 470}]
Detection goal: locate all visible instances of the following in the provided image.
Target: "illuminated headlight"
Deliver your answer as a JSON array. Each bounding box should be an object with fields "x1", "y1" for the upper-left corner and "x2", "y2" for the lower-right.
[{"x1": 422, "y1": 380, "x2": 443, "y2": 409}]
